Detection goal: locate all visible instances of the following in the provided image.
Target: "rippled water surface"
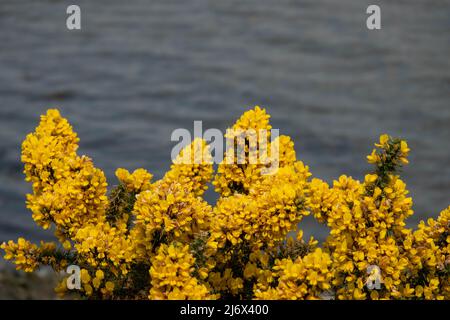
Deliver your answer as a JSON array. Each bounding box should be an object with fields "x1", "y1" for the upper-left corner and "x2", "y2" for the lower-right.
[{"x1": 0, "y1": 0, "x2": 449, "y2": 242}]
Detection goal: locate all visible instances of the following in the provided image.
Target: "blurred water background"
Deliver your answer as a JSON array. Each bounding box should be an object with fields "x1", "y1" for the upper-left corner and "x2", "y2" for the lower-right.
[{"x1": 0, "y1": 0, "x2": 449, "y2": 244}]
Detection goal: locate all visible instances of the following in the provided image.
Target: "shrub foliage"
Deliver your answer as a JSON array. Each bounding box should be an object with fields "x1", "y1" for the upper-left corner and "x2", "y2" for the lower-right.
[{"x1": 2, "y1": 107, "x2": 449, "y2": 299}]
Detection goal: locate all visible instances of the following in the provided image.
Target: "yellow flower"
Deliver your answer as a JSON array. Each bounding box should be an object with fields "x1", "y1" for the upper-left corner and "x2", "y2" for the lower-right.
[
  {"x1": 96, "y1": 269, "x2": 105, "y2": 280},
  {"x1": 149, "y1": 242, "x2": 217, "y2": 300},
  {"x1": 80, "y1": 269, "x2": 91, "y2": 284},
  {"x1": 84, "y1": 284, "x2": 93, "y2": 296},
  {"x1": 366, "y1": 149, "x2": 379, "y2": 164},
  {"x1": 105, "y1": 281, "x2": 115, "y2": 292},
  {"x1": 2, "y1": 108, "x2": 449, "y2": 301},
  {"x1": 400, "y1": 141, "x2": 410, "y2": 154},
  {"x1": 378, "y1": 134, "x2": 389, "y2": 146},
  {"x1": 115, "y1": 168, "x2": 153, "y2": 193}
]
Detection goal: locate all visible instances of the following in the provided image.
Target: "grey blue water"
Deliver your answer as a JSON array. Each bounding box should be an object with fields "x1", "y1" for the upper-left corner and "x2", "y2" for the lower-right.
[{"x1": 0, "y1": 0, "x2": 449, "y2": 243}]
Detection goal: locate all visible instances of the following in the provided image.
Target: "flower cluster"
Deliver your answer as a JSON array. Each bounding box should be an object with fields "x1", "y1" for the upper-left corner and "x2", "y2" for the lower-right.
[
  {"x1": 133, "y1": 181, "x2": 213, "y2": 247},
  {"x1": 207, "y1": 162, "x2": 310, "y2": 250},
  {"x1": 255, "y1": 248, "x2": 333, "y2": 299},
  {"x1": 309, "y1": 135, "x2": 448, "y2": 300},
  {"x1": 20, "y1": 109, "x2": 108, "y2": 240},
  {"x1": 405, "y1": 206, "x2": 450, "y2": 299},
  {"x1": 74, "y1": 221, "x2": 136, "y2": 274},
  {"x1": 115, "y1": 168, "x2": 153, "y2": 194},
  {"x1": 149, "y1": 243, "x2": 216, "y2": 300},
  {"x1": 1, "y1": 238, "x2": 59, "y2": 272},
  {"x1": 213, "y1": 106, "x2": 273, "y2": 197},
  {"x1": 1, "y1": 107, "x2": 449, "y2": 300},
  {"x1": 131, "y1": 139, "x2": 214, "y2": 257}
]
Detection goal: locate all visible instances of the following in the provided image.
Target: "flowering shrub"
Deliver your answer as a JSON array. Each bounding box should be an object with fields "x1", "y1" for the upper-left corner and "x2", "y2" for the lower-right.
[{"x1": 2, "y1": 107, "x2": 449, "y2": 300}]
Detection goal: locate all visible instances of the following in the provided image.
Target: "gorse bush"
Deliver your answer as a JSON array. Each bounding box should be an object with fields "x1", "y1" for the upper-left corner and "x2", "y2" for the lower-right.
[{"x1": 1, "y1": 107, "x2": 449, "y2": 300}]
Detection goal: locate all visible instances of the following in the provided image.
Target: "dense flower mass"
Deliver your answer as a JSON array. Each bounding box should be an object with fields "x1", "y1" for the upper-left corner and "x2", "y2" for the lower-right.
[
  {"x1": 149, "y1": 242, "x2": 217, "y2": 300},
  {"x1": 254, "y1": 248, "x2": 333, "y2": 300},
  {"x1": 1, "y1": 107, "x2": 449, "y2": 300},
  {"x1": 20, "y1": 109, "x2": 108, "y2": 241}
]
